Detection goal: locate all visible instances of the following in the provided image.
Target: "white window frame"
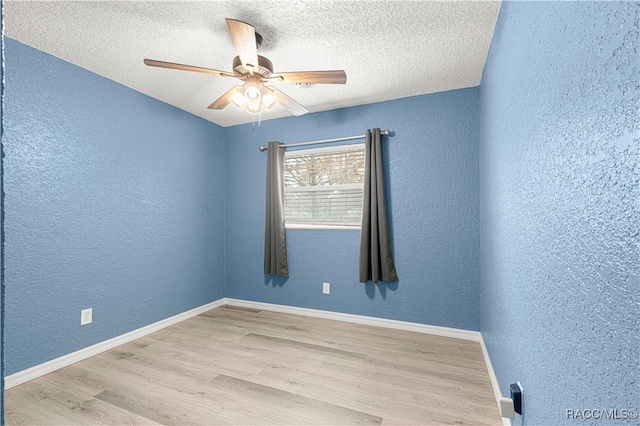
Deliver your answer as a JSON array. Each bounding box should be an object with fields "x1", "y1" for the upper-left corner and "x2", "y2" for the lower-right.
[{"x1": 284, "y1": 143, "x2": 365, "y2": 230}]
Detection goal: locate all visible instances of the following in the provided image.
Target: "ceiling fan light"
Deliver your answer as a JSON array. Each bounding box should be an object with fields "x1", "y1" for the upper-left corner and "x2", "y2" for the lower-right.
[
  {"x1": 244, "y1": 79, "x2": 262, "y2": 105},
  {"x1": 261, "y1": 91, "x2": 277, "y2": 111},
  {"x1": 230, "y1": 91, "x2": 247, "y2": 109}
]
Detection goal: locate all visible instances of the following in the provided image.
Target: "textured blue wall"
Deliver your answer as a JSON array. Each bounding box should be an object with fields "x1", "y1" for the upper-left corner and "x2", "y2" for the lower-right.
[
  {"x1": 479, "y1": 2, "x2": 639, "y2": 424},
  {"x1": 1, "y1": 0, "x2": 5, "y2": 420},
  {"x1": 225, "y1": 89, "x2": 480, "y2": 331},
  {"x1": 3, "y1": 38, "x2": 226, "y2": 375}
]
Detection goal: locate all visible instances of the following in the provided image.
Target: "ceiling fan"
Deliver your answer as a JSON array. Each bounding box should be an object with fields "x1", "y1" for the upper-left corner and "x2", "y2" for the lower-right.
[{"x1": 144, "y1": 18, "x2": 347, "y2": 117}]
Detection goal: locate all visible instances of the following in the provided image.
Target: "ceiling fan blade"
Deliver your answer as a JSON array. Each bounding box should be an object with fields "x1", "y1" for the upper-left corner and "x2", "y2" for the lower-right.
[
  {"x1": 225, "y1": 18, "x2": 260, "y2": 74},
  {"x1": 268, "y1": 70, "x2": 347, "y2": 84},
  {"x1": 266, "y1": 86, "x2": 308, "y2": 116},
  {"x1": 144, "y1": 59, "x2": 235, "y2": 77},
  {"x1": 208, "y1": 86, "x2": 242, "y2": 110}
]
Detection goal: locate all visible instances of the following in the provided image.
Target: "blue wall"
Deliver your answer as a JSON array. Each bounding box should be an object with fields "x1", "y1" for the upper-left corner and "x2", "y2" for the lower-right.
[
  {"x1": 1, "y1": 0, "x2": 5, "y2": 420},
  {"x1": 479, "y1": 2, "x2": 639, "y2": 424},
  {"x1": 225, "y1": 89, "x2": 480, "y2": 331},
  {"x1": 3, "y1": 39, "x2": 226, "y2": 375}
]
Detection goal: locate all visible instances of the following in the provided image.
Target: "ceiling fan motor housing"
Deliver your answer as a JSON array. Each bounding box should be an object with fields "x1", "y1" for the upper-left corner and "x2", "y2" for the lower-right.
[{"x1": 232, "y1": 55, "x2": 273, "y2": 78}]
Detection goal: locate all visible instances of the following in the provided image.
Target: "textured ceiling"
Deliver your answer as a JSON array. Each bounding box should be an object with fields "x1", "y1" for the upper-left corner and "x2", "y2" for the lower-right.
[{"x1": 5, "y1": 1, "x2": 501, "y2": 127}]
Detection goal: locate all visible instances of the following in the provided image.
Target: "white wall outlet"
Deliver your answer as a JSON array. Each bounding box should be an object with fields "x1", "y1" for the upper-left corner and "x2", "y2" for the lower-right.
[
  {"x1": 323, "y1": 282, "x2": 330, "y2": 294},
  {"x1": 81, "y1": 308, "x2": 92, "y2": 326}
]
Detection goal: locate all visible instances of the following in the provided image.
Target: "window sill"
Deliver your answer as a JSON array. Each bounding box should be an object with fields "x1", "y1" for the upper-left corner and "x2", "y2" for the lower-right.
[{"x1": 285, "y1": 224, "x2": 361, "y2": 230}]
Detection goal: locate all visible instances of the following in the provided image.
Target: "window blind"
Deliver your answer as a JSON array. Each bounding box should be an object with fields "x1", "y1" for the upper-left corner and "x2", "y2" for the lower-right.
[{"x1": 284, "y1": 144, "x2": 365, "y2": 227}]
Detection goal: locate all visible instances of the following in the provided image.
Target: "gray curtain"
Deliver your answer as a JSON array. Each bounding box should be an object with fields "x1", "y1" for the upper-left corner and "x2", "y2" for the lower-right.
[
  {"x1": 264, "y1": 141, "x2": 289, "y2": 277},
  {"x1": 359, "y1": 129, "x2": 398, "y2": 283}
]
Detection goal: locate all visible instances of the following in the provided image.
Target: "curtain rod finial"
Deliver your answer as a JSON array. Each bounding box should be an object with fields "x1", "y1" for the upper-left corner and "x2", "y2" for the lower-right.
[{"x1": 259, "y1": 145, "x2": 267, "y2": 152}]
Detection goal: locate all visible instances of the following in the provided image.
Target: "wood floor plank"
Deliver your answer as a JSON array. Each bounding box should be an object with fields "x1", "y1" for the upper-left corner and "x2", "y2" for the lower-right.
[
  {"x1": 62, "y1": 362, "x2": 250, "y2": 425},
  {"x1": 4, "y1": 375, "x2": 160, "y2": 425},
  {"x1": 210, "y1": 374, "x2": 382, "y2": 425},
  {"x1": 211, "y1": 310, "x2": 484, "y2": 364},
  {"x1": 239, "y1": 332, "x2": 367, "y2": 360},
  {"x1": 248, "y1": 363, "x2": 439, "y2": 424},
  {"x1": 5, "y1": 307, "x2": 501, "y2": 425},
  {"x1": 249, "y1": 359, "x2": 498, "y2": 425}
]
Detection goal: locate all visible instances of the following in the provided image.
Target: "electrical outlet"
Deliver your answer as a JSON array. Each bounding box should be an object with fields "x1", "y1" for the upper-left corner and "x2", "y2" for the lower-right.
[
  {"x1": 323, "y1": 282, "x2": 330, "y2": 294},
  {"x1": 81, "y1": 308, "x2": 92, "y2": 326}
]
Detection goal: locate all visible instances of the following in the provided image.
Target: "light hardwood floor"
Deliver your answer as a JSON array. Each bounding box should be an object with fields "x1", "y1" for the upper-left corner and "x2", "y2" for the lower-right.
[{"x1": 5, "y1": 306, "x2": 501, "y2": 425}]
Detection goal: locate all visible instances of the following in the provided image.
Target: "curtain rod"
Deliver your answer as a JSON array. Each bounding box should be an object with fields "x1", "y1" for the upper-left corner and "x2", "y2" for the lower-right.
[{"x1": 259, "y1": 129, "x2": 392, "y2": 152}]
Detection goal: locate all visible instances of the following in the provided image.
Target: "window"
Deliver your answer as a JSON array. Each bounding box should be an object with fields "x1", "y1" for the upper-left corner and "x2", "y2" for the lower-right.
[{"x1": 284, "y1": 144, "x2": 365, "y2": 228}]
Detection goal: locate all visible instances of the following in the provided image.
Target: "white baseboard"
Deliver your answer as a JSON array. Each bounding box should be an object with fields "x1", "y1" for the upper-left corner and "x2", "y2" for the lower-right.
[
  {"x1": 224, "y1": 298, "x2": 482, "y2": 341},
  {"x1": 4, "y1": 298, "x2": 226, "y2": 390},
  {"x1": 5, "y1": 296, "x2": 506, "y2": 425},
  {"x1": 480, "y1": 336, "x2": 511, "y2": 426}
]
